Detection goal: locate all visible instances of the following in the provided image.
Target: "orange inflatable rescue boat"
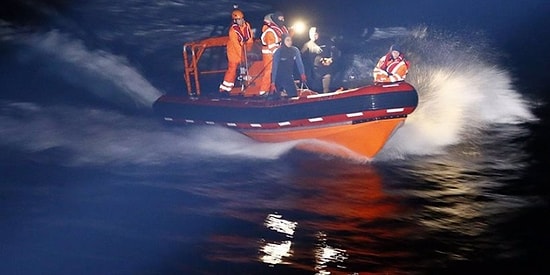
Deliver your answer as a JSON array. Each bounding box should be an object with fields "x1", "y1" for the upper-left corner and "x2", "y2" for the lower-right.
[{"x1": 153, "y1": 36, "x2": 418, "y2": 159}]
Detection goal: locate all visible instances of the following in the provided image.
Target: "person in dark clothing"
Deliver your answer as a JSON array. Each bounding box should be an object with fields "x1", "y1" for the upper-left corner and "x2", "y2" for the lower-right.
[
  {"x1": 271, "y1": 34, "x2": 306, "y2": 97},
  {"x1": 301, "y1": 27, "x2": 340, "y2": 93},
  {"x1": 301, "y1": 27, "x2": 321, "y2": 85}
]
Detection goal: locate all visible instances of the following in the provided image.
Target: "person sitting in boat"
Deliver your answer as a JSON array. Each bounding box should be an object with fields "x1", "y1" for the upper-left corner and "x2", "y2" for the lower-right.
[
  {"x1": 373, "y1": 45, "x2": 410, "y2": 84},
  {"x1": 218, "y1": 7, "x2": 254, "y2": 96},
  {"x1": 260, "y1": 11, "x2": 290, "y2": 96},
  {"x1": 270, "y1": 34, "x2": 307, "y2": 98}
]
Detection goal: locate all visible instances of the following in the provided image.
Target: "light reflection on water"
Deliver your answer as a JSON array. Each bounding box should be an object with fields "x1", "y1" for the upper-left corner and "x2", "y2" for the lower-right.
[
  {"x1": 260, "y1": 213, "x2": 296, "y2": 265},
  {"x1": 0, "y1": 124, "x2": 540, "y2": 274},
  {"x1": 8, "y1": 114, "x2": 523, "y2": 275},
  {"x1": 260, "y1": 240, "x2": 293, "y2": 265},
  {"x1": 167, "y1": 125, "x2": 536, "y2": 274},
  {"x1": 178, "y1": 161, "x2": 418, "y2": 274},
  {"x1": 258, "y1": 214, "x2": 351, "y2": 274},
  {"x1": 314, "y1": 232, "x2": 348, "y2": 275}
]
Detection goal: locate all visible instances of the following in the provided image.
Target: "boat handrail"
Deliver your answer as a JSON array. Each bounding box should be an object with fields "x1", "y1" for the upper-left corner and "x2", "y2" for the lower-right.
[{"x1": 182, "y1": 36, "x2": 230, "y2": 96}]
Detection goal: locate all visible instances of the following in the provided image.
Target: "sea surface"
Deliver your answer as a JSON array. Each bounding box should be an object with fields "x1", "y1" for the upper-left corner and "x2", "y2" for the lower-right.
[{"x1": 1, "y1": 0, "x2": 549, "y2": 274}]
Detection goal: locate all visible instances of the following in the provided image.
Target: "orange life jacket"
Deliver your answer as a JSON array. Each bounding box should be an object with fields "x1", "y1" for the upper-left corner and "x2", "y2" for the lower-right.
[
  {"x1": 260, "y1": 22, "x2": 288, "y2": 54},
  {"x1": 374, "y1": 53, "x2": 410, "y2": 83}
]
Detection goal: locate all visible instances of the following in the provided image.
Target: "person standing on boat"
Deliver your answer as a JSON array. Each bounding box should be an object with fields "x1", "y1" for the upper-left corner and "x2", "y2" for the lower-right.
[
  {"x1": 301, "y1": 27, "x2": 340, "y2": 93},
  {"x1": 301, "y1": 27, "x2": 321, "y2": 88},
  {"x1": 259, "y1": 11, "x2": 290, "y2": 96},
  {"x1": 271, "y1": 34, "x2": 307, "y2": 98},
  {"x1": 219, "y1": 7, "x2": 254, "y2": 95},
  {"x1": 373, "y1": 45, "x2": 410, "y2": 83}
]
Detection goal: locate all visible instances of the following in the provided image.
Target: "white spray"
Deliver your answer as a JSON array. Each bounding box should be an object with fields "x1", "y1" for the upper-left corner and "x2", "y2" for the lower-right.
[
  {"x1": 20, "y1": 30, "x2": 163, "y2": 109},
  {"x1": 375, "y1": 29, "x2": 536, "y2": 159}
]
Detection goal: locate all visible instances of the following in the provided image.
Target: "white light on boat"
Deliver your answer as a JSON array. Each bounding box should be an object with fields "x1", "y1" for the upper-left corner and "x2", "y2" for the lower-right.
[
  {"x1": 278, "y1": 121, "x2": 291, "y2": 126},
  {"x1": 290, "y1": 20, "x2": 306, "y2": 35},
  {"x1": 164, "y1": 117, "x2": 174, "y2": 121},
  {"x1": 184, "y1": 119, "x2": 194, "y2": 123},
  {"x1": 205, "y1": 121, "x2": 215, "y2": 125},
  {"x1": 226, "y1": 122, "x2": 237, "y2": 127},
  {"x1": 250, "y1": 123, "x2": 262, "y2": 128}
]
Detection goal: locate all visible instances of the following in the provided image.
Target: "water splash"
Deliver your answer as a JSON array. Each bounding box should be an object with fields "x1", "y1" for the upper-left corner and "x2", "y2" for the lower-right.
[
  {"x1": 375, "y1": 29, "x2": 536, "y2": 159},
  {"x1": 361, "y1": 26, "x2": 428, "y2": 41},
  {"x1": 0, "y1": 101, "x2": 296, "y2": 166},
  {"x1": 17, "y1": 30, "x2": 163, "y2": 109}
]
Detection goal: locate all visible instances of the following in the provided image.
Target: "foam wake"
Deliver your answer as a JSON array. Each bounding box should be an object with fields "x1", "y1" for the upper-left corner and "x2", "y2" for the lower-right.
[
  {"x1": 0, "y1": 101, "x2": 296, "y2": 166},
  {"x1": 15, "y1": 29, "x2": 163, "y2": 109}
]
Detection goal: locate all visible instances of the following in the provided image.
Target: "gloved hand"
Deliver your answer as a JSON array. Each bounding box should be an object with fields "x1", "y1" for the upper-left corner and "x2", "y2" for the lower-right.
[
  {"x1": 314, "y1": 45, "x2": 322, "y2": 54},
  {"x1": 270, "y1": 83, "x2": 277, "y2": 92},
  {"x1": 300, "y1": 74, "x2": 307, "y2": 83}
]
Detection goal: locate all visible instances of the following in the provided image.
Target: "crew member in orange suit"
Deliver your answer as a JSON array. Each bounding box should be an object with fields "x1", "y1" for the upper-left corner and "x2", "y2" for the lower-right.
[
  {"x1": 219, "y1": 8, "x2": 254, "y2": 95},
  {"x1": 373, "y1": 45, "x2": 410, "y2": 83},
  {"x1": 259, "y1": 11, "x2": 289, "y2": 95}
]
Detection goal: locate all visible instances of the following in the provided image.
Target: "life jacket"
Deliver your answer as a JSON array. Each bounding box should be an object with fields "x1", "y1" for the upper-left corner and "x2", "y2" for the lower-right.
[
  {"x1": 374, "y1": 52, "x2": 410, "y2": 83},
  {"x1": 231, "y1": 22, "x2": 252, "y2": 44},
  {"x1": 261, "y1": 22, "x2": 289, "y2": 54},
  {"x1": 380, "y1": 52, "x2": 407, "y2": 71}
]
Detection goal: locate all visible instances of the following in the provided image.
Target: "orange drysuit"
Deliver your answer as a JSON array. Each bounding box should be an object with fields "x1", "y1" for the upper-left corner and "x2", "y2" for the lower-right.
[{"x1": 219, "y1": 21, "x2": 253, "y2": 92}]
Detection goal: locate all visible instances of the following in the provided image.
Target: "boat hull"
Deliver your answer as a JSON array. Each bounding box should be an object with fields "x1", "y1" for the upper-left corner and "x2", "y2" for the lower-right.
[
  {"x1": 242, "y1": 117, "x2": 405, "y2": 159},
  {"x1": 153, "y1": 82, "x2": 418, "y2": 159}
]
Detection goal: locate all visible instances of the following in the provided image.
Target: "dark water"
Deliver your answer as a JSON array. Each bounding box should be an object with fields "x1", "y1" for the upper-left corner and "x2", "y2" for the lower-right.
[{"x1": 1, "y1": 1, "x2": 550, "y2": 274}]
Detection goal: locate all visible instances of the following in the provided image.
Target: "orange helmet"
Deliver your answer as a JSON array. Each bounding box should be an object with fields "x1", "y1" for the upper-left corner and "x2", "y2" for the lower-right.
[{"x1": 232, "y1": 9, "x2": 244, "y2": 19}]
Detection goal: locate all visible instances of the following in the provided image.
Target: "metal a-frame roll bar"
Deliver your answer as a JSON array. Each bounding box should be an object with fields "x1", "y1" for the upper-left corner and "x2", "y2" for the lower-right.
[{"x1": 182, "y1": 36, "x2": 229, "y2": 96}]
